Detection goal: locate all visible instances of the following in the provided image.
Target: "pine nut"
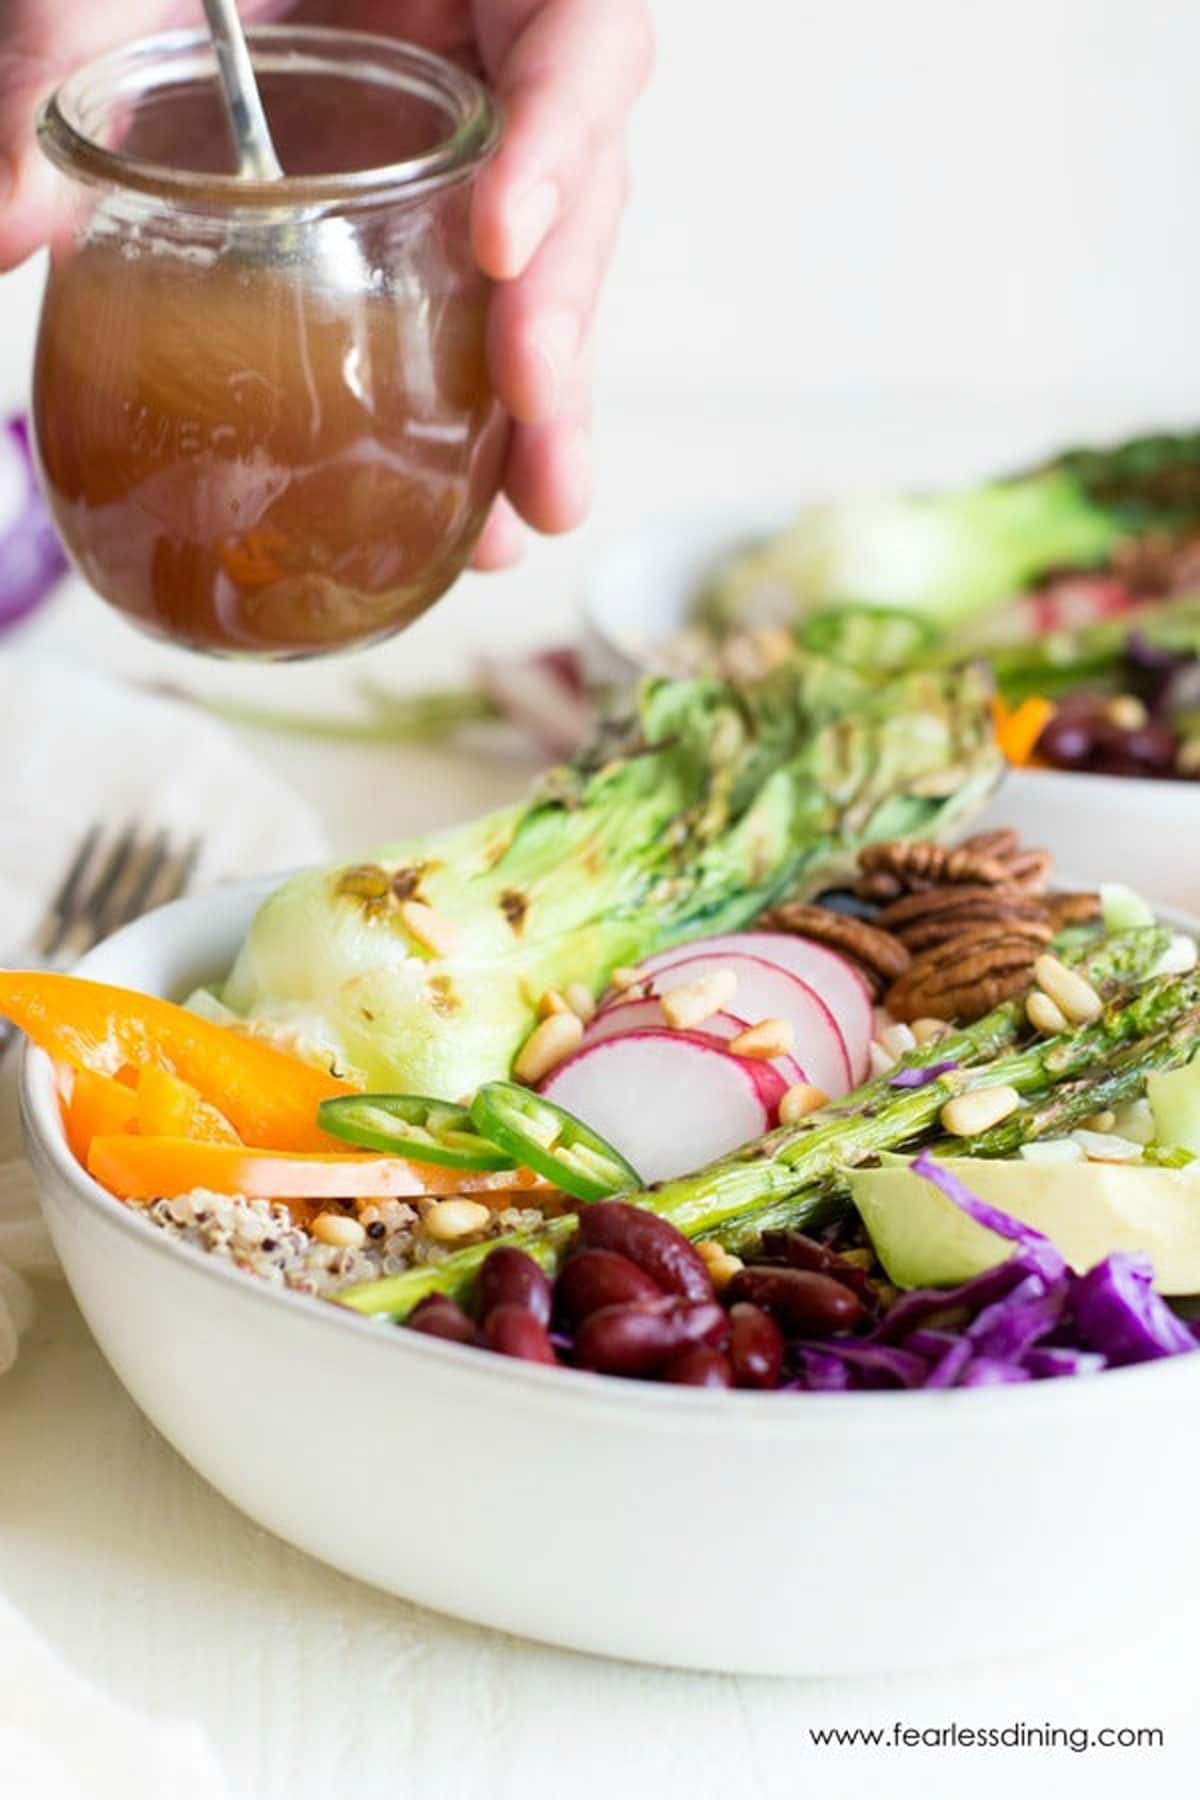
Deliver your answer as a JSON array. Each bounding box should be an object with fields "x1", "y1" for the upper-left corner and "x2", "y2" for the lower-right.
[
  {"x1": 1084, "y1": 1109, "x2": 1116, "y2": 1133},
  {"x1": 1070, "y1": 1129, "x2": 1144, "y2": 1164},
  {"x1": 513, "y1": 1011, "x2": 584, "y2": 1084},
  {"x1": 423, "y1": 1199, "x2": 492, "y2": 1242},
  {"x1": 608, "y1": 966, "x2": 643, "y2": 993},
  {"x1": 728, "y1": 1016, "x2": 795, "y2": 1059},
  {"x1": 697, "y1": 1239, "x2": 744, "y2": 1291},
  {"x1": 1153, "y1": 934, "x2": 1198, "y2": 978},
  {"x1": 869, "y1": 1041, "x2": 897, "y2": 1078},
  {"x1": 940, "y1": 1084, "x2": 1022, "y2": 1137},
  {"x1": 312, "y1": 1211, "x2": 367, "y2": 1250},
  {"x1": 400, "y1": 898, "x2": 461, "y2": 957},
  {"x1": 1105, "y1": 693, "x2": 1148, "y2": 732},
  {"x1": 1033, "y1": 954, "x2": 1102, "y2": 1025},
  {"x1": 565, "y1": 982, "x2": 597, "y2": 1023},
  {"x1": 778, "y1": 1082, "x2": 829, "y2": 1125},
  {"x1": 661, "y1": 967, "x2": 738, "y2": 1029},
  {"x1": 911, "y1": 1016, "x2": 952, "y2": 1045},
  {"x1": 1026, "y1": 989, "x2": 1069, "y2": 1036},
  {"x1": 537, "y1": 989, "x2": 571, "y2": 1018},
  {"x1": 878, "y1": 1023, "x2": 916, "y2": 1060}
]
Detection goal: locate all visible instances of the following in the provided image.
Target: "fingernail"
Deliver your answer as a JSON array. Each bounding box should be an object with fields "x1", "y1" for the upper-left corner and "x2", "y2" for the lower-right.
[
  {"x1": 506, "y1": 178, "x2": 558, "y2": 273},
  {"x1": 528, "y1": 310, "x2": 578, "y2": 418}
]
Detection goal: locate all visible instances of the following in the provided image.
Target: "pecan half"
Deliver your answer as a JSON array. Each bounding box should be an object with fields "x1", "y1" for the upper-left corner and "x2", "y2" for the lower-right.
[
  {"x1": 1044, "y1": 890, "x2": 1102, "y2": 928},
  {"x1": 876, "y1": 884, "x2": 1048, "y2": 933},
  {"x1": 859, "y1": 840, "x2": 1016, "y2": 890},
  {"x1": 957, "y1": 828, "x2": 1022, "y2": 861},
  {"x1": 857, "y1": 835, "x2": 1057, "y2": 898},
  {"x1": 1002, "y1": 848, "x2": 1055, "y2": 894},
  {"x1": 898, "y1": 912, "x2": 1054, "y2": 954},
  {"x1": 762, "y1": 902, "x2": 911, "y2": 987},
  {"x1": 885, "y1": 930, "x2": 1041, "y2": 1024}
]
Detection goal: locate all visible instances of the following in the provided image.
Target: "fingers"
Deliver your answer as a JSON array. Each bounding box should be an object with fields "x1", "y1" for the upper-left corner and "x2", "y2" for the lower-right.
[
  {"x1": 471, "y1": 0, "x2": 653, "y2": 282},
  {"x1": 486, "y1": 147, "x2": 626, "y2": 425},
  {"x1": 502, "y1": 345, "x2": 593, "y2": 535},
  {"x1": 470, "y1": 493, "x2": 527, "y2": 570}
]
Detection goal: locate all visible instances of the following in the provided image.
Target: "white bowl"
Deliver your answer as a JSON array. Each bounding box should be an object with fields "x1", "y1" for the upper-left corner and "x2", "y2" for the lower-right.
[{"x1": 19, "y1": 879, "x2": 1200, "y2": 1676}]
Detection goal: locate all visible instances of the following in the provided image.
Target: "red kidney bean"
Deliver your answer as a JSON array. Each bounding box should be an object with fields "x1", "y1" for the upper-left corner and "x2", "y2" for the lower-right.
[
  {"x1": 574, "y1": 1298, "x2": 727, "y2": 1378},
  {"x1": 759, "y1": 1230, "x2": 875, "y2": 1304},
  {"x1": 663, "y1": 1346, "x2": 734, "y2": 1387},
  {"x1": 484, "y1": 1303, "x2": 558, "y2": 1364},
  {"x1": 477, "y1": 1246, "x2": 553, "y2": 1327},
  {"x1": 726, "y1": 1265, "x2": 865, "y2": 1333},
  {"x1": 727, "y1": 1302, "x2": 784, "y2": 1389},
  {"x1": 557, "y1": 1247, "x2": 664, "y2": 1322},
  {"x1": 576, "y1": 1202, "x2": 715, "y2": 1302},
  {"x1": 407, "y1": 1295, "x2": 480, "y2": 1347},
  {"x1": 759, "y1": 1229, "x2": 836, "y2": 1273}
]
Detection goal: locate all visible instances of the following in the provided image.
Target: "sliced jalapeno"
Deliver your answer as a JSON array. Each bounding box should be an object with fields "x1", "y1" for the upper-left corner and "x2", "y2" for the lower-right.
[
  {"x1": 470, "y1": 1080, "x2": 641, "y2": 1202},
  {"x1": 318, "y1": 1094, "x2": 517, "y2": 1171}
]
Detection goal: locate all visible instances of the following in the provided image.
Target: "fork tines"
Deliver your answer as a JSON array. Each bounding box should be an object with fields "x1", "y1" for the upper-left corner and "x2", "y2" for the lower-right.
[{"x1": 35, "y1": 825, "x2": 203, "y2": 966}]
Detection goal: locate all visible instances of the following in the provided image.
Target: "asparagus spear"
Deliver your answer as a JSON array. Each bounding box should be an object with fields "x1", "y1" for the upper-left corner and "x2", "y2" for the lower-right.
[
  {"x1": 947, "y1": 1002, "x2": 1200, "y2": 1159},
  {"x1": 336, "y1": 929, "x2": 1176, "y2": 1318},
  {"x1": 695, "y1": 969, "x2": 1200, "y2": 1253}
]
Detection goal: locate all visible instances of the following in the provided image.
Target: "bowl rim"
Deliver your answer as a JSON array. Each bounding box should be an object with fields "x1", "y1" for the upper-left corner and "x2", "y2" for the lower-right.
[{"x1": 19, "y1": 875, "x2": 1200, "y2": 1431}]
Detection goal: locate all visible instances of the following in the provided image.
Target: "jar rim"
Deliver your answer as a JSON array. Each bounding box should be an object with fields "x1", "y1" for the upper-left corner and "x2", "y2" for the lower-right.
[{"x1": 37, "y1": 23, "x2": 501, "y2": 210}]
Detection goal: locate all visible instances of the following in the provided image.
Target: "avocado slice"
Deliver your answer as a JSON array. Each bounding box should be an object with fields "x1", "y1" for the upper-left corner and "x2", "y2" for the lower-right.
[{"x1": 849, "y1": 1157, "x2": 1200, "y2": 1294}]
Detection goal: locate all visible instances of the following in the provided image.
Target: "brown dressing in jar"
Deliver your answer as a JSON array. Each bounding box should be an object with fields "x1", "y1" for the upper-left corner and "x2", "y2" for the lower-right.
[{"x1": 33, "y1": 34, "x2": 507, "y2": 657}]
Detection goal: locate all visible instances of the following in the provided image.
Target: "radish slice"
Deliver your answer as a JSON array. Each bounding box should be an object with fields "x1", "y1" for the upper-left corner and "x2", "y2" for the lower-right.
[
  {"x1": 644, "y1": 952, "x2": 852, "y2": 1099},
  {"x1": 582, "y1": 999, "x2": 807, "y2": 1089},
  {"x1": 541, "y1": 1029, "x2": 775, "y2": 1183},
  {"x1": 638, "y1": 931, "x2": 873, "y2": 1085}
]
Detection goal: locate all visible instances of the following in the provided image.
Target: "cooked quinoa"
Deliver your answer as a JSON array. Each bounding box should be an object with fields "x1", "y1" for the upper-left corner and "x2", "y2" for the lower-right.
[{"x1": 141, "y1": 1191, "x2": 551, "y2": 1301}]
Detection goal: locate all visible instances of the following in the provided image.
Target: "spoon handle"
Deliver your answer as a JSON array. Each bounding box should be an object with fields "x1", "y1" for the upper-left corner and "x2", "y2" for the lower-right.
[{"x1": 202, "y1": 0, "x2": 284, "y2": 181}]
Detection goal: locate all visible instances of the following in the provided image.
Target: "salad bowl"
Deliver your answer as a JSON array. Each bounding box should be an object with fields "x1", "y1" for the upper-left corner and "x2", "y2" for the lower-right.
[{"x1": 19, "y1": 876, "x2": 1200, "y2": 1677}]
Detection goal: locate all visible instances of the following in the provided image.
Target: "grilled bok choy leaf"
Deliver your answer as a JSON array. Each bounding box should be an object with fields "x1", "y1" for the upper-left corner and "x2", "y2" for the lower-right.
[
  {"x1": 699, "y1": 429, "x2": 1200, "y2": 634},
  {"x1": 220, "y1": 656, "x2": 1000, "y2": 1096}
]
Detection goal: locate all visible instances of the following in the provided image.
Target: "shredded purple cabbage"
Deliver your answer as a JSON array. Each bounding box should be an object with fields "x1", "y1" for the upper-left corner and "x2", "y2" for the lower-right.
[
  {"x1": 783, "y1": 1152, "x2": 1199, "y2": 1391},
  {"x1": 889, "y1": 1059, "x2": 959, "y2": 1089},
  {"x1": 0, "y1": 415, "x2": 67, "y2": 633}
]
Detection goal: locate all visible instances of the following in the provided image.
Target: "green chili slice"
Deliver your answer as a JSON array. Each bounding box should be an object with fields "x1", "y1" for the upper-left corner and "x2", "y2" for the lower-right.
[
  {"x1": 469, "y1": 1080, "x2": 641, "y2": 1201},
  {"x1": 317, "y1": 1094, "x2": 517, "y2": 1171}
]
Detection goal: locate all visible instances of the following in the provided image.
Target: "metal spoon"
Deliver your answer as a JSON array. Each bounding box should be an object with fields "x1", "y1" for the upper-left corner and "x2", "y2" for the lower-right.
[
  {"x1": 202, "y1": 0, "x2": 285, "y2": 180},
  {"x1": 200, "y1": 0, "x2": 366, "y2": 293}
]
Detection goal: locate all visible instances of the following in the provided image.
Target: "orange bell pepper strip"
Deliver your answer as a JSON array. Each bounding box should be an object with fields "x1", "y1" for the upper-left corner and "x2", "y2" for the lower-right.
[
  {"x1": 136, "y1": 1065, "x2": 241, "y2": 1146},
  {"x1": 992, "y1": 695, "x2": 1057, "y2": 768},
  {"x1": 63, "y1": 1068, "x2": 139, "y2": 1167},
  {"x1": 0, "y1": 971, "x2": 353, "y2": 1152},
  {"x1": 86, "y1": 1136, "x2": 550, "y2": 1204}
]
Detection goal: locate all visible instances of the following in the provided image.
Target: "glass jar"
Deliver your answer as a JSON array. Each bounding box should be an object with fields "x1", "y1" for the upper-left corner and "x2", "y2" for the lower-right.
[{"x1": 33, "y1": 26, "x2": 507, "y2": 659}]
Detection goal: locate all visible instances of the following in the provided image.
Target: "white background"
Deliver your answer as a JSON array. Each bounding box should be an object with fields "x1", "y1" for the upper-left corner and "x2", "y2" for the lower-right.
[{"x1": 3, "y1": 4, "x2": 1200, "y2": 1796}]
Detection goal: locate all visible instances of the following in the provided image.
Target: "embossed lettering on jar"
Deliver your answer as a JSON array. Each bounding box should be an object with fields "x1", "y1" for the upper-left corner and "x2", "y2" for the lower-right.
[{"x1": 33, "y1": 26, "x2": 508, "y2": 657}]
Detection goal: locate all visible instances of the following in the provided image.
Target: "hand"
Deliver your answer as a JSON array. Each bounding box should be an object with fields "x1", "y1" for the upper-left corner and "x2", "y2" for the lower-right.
[{"x1": 0, "y1": 0, "x2": 654, "y2": 560}]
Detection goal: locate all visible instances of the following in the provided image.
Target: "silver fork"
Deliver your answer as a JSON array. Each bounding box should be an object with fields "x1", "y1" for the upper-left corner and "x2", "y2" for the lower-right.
[{"x1": 1, "y1": 824, "x2": 203, "y2": 1049}]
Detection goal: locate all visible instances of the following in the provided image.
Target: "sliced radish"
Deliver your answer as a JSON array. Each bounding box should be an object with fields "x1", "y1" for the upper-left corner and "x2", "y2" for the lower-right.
[
  {"x1": 582, "y1": 999, "x2": 807, "y2": 1089},
  {"x1": 643, "y1": 952, "x2": 852, "y2": 1099},
  {"x1": 637, "y1": 931, "x2": 872, "y2": 1085},
  {"x1": 541, "y1": 1029, "x2": 775, "y2": 1183}
]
